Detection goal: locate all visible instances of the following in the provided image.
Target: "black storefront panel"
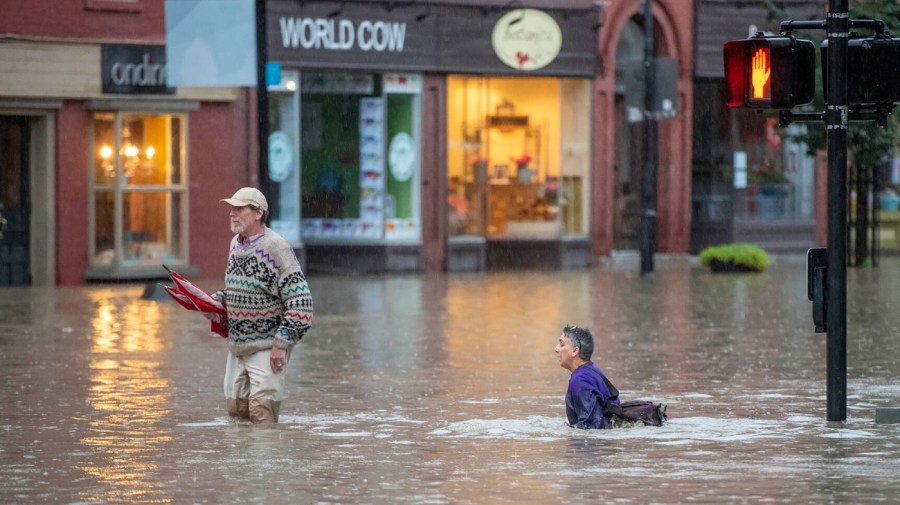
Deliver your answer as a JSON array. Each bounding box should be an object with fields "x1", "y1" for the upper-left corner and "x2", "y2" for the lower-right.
[{"x1": 267, "y1": 1, "x2": 597, "y2": 77}]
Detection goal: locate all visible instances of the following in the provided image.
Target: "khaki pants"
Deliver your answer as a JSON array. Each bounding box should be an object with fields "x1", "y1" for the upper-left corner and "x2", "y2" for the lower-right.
[{"x1": 224, "y1": 348, "x2": 288, "y2": 424}]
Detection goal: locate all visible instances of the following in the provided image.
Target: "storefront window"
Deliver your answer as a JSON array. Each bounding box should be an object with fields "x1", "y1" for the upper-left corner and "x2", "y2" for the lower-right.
[
  {"x1": 384, "y1": 75, "x2": 422, "y2": 240},
  {"x1": 90, "y1": 111, "x2": 187, "y2": 270},
  {"x1": 447, "y1": 76, "x2": 590, "y2": 240},
  {"x1": 299, "y1": 72, "x2": 422, "y2": 242},
  {"x1": 732, "y1": 117, "x2": 815, "y2": 220},
  {"x1": 560, "y1": 79, "x2": 591, "y2": 235},
  {"x1": 268, "y1": 70, "x2": 302, "y2": 245}
]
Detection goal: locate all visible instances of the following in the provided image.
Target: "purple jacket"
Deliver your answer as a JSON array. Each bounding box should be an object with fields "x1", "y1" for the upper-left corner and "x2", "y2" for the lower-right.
[{"x1": 566, "y1": 361, "x2": 621, "y2": 429}]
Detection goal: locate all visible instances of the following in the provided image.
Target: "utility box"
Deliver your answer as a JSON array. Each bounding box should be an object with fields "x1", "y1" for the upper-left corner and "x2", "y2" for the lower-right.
[{"x1": 807, "y1": 247, "x2": 827, "y2": 333}]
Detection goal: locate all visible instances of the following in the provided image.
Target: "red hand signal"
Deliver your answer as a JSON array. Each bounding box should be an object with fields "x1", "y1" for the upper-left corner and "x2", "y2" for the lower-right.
[{"x1": 751, "y1": 48, "x2": 771, "y2": 99}]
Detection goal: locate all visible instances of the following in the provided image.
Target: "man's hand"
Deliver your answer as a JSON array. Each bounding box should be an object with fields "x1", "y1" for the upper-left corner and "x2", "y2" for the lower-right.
[{"x1": 270, "y1": 347, "x2": 287, "y2": 373}]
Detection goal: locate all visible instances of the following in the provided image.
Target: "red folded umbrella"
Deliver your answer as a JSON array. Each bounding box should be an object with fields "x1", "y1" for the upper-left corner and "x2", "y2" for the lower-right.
[{"x1": 162, "y1": 265, "x2": 227, "y2": 338}]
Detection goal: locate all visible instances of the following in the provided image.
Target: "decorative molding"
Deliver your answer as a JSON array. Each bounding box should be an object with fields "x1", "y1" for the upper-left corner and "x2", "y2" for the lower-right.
[
  {"x1": 85, "y1": 99, "x2": 200, "y2": 112},
  {"x1": 0, "y1": 98, "x2": 64, "y2": 111}
]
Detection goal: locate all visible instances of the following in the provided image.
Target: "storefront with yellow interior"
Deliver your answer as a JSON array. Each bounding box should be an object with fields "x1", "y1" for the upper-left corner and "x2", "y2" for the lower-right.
[{"x1": 446, "y1": 75, "x2": 591, "y2": 269}]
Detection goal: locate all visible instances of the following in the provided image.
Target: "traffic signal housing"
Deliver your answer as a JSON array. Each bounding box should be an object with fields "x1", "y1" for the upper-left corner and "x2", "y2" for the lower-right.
[
  {"x1": 822, "y1": 36, "x2": 900, "y2": 105},
  {"x1": 724, "y1": 35, "x2": 816, "y2": 109}
]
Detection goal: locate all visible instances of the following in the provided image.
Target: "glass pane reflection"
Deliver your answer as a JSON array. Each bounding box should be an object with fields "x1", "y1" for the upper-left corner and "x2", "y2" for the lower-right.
[
  {"x1": 94, "y1": 191, "x2": 115, "y2": 266},
  {"x1": 93, "y1": 113, "x2": 115, "y2": 185},
  {"x1": 123, "y1": 191, "x2": 184, "y2": 264}
]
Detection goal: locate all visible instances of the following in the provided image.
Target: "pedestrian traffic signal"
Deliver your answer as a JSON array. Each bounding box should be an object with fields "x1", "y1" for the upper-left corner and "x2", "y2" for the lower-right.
[
  {"x1": 822, "y1": 36, "x2": 900, "y2": 105},
  {"x1": 723, "y1": 35, "x2": 816, "y2": 109}
]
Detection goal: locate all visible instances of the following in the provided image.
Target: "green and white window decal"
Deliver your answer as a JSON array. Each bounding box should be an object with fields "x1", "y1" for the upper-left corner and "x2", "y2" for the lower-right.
[
  {"x1": 383, "y1": 73, "x2": 421, "y2": 240},
  {"x1": 299, "y1": 72, "x2": 421, "y2": 242}
]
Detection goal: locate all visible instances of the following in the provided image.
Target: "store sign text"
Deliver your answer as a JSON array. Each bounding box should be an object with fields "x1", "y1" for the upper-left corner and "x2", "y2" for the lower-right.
[
  {"x1": 110, "y1": 53, "x2": 168, "y2": 87},
  {"x1": 280, "y1": 17, "x2": 407, "y2": 52},
  {"x1": 101, "y1": 44, "x2": 174, "y2": 95}
]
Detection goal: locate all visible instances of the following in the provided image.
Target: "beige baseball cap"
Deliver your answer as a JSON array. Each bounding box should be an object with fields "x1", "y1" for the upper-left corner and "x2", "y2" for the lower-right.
[{"x1": 219, "y1": 187, "x2": 268, "y2": 212}]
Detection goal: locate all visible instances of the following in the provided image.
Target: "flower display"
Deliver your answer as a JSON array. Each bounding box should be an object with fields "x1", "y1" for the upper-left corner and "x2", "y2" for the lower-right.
[{"x1": 513, "y1": 154, "x2": 532, "y2": 167}]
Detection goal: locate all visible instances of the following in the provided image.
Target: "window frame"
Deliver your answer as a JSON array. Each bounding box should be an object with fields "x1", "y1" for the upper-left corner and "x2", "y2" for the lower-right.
[{"x1": 87, "y1": 109, "x2": 189, "y2": 278}]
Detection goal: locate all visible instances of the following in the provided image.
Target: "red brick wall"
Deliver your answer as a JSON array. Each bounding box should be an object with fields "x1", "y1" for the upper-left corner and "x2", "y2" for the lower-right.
[
  {"x1": 592, "y1": 0, "x2": 694, "y2": 254},
  {"x1": 56, "y1": 101, "x2": 92, "y2": 285},
  {"x1": 0, "y1": 1, "x2": 164, "y2": 42},
  {"x1": 188, "y1": 98, "x2": 254, "y2": 282}
]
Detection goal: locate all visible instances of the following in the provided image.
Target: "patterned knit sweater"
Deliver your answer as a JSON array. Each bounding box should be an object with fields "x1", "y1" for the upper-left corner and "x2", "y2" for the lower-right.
[{"x1": 216, "y1": 228, "x2": 313, "y2": 357}]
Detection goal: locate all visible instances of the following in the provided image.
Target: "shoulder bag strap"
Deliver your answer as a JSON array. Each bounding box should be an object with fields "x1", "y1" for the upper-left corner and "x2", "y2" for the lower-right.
[{"x1": 589, "y1": 363, "x2": 619, "y2": 401}]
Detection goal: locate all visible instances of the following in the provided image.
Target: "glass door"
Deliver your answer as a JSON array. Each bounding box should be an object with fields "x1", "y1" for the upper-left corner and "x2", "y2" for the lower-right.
[{"x1": 0, "y1": 116, "x2": 30, "y2": 285}]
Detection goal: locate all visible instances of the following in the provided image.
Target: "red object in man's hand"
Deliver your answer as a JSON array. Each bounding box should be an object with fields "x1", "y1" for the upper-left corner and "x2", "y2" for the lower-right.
[{"x1": 162, "y1": 265, "x2": 227, "y2": 338}]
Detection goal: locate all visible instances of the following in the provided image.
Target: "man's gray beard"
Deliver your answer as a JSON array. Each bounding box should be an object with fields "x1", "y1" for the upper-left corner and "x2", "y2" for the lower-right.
[{"x1": 230, "y1": 222, "x2": 244, "y2": 234}]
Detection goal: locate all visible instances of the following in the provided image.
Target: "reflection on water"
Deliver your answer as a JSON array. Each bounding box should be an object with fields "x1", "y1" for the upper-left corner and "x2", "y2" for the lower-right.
[
  {"x1": 77, "y1": 290, "x2": 173, "y2": 504},
  {"x1": 1, "y1": 258, "x2": 899, "y2": 503},
  {"x1": 91, "y1": 296, "x2": 164, "y2": 353}
]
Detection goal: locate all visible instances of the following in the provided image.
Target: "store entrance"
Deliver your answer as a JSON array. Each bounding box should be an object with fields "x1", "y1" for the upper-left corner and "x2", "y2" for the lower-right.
[{"x1": 0, "y1": 116, "x2": 31, "y2": 286}]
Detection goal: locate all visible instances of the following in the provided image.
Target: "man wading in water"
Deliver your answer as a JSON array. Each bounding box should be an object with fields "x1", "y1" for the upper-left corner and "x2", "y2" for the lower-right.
[
  {"x1": 554, "y1": 325, "x2": 620, "y2": 429},
  {"x1": 214, "y1": 187, "x2": 313, "y2": 424}
]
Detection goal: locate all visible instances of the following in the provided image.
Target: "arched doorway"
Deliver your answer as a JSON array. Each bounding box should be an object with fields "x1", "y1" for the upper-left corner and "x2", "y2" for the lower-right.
[
  {"x1": 612, "y1": 19, "x2": 646, "y2": 251},
  {"x1": 592, "y1": 0, "x2": 693, "y2": 256}
]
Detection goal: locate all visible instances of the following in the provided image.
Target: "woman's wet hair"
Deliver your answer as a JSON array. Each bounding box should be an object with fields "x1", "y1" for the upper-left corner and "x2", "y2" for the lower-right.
[{"x1": 563, "y1": 324, "x2": 594, "y2": 361}]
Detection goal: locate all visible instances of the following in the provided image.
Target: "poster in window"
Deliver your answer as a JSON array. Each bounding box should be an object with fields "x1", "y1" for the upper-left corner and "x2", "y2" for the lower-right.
[{"x1": 301, "y1": 102, "x2": 322, "y2": 149}]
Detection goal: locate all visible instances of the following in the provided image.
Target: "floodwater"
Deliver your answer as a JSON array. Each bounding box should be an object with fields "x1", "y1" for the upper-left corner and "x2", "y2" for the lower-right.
[{"x1": 1, "y1": 255, "x2": 899, "y2": 504}]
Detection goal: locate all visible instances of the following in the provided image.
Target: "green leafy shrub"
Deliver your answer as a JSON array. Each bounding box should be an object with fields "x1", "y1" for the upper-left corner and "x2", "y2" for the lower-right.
[{"x1": 699, "y1": 243, "x2": 770, "y2": 273}]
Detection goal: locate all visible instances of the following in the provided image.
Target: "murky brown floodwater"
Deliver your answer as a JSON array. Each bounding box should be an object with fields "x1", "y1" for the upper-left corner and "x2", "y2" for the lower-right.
[{"x1": 1, "y1": 255, "x2": 899, "y2": 504}]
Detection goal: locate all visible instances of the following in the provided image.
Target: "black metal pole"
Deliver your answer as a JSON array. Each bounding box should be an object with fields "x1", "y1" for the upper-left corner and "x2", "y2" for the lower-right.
[
  {"x1": 640, "y1": 0, "x2": 658, "y2": 275},
  {"x1": 256, "y1": 0, "x2": 271, "y2": 223},
  {"x1": 825, "y1": 0, "x2": 848, "y2": 422}
]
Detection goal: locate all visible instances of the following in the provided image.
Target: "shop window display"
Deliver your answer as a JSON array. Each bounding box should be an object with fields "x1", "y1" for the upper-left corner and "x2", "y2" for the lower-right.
[
  {"x1": 732, "y1": 118, "x2": 816, "y2": 220},
  {"x1": 90, "y1": 112, "x2": 187, "y2": 270},
  {"x1": 299, "y1": 72, "x2": 422, "y2": 242},
  {"x1": 447, "y1": 76, "x2": 590, "y2": 239}
]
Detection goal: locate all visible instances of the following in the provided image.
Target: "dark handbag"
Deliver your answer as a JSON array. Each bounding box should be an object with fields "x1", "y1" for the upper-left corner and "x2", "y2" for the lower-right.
[
  {"x1": 598, "y1": 370, "x2": 668, "y2": 427},
  {"x1": 606, "y1": 400, "x2": 668, "y2": 427}
]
